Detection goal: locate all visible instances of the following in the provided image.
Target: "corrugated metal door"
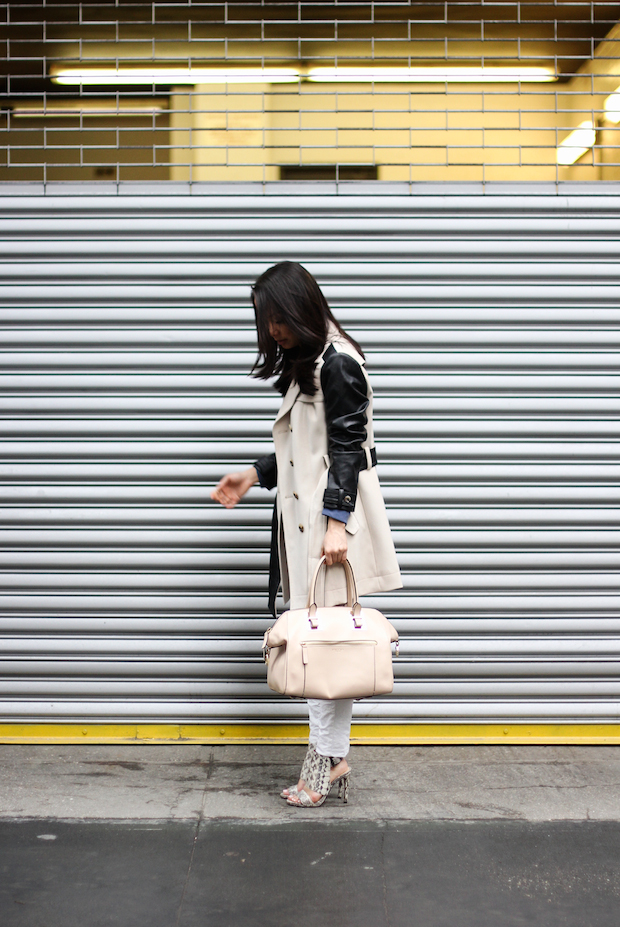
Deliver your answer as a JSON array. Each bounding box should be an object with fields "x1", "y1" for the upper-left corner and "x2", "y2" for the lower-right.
[{"x1": 1, "y1": 185, "x2": 620, "y2": 726}]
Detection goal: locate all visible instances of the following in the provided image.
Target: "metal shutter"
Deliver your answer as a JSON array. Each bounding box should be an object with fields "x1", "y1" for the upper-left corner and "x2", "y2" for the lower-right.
[{"x1": 1, "y1": 184, "x2": 620, "y2": 726}]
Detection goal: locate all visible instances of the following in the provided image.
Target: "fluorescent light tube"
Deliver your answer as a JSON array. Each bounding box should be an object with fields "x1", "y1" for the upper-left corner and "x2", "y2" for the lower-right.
[
  {"x1": 307, "y1": 66, "x2": 557, "y2": 83},
  {"x1": 556, "y1": 121, "x2": 597, "y2": 165},
  {"x1": 12, "y1": 100, "x2": 166, "y2": 116},
  {"x1": 51, "y1": 67, "x2": 299, "y2": 85},
  {"x1": 51, "y1": 65, "x2": 557, "y2": 86},
  {"x1": 604, "y1": 89, "x2": 620, "y2": 124}
]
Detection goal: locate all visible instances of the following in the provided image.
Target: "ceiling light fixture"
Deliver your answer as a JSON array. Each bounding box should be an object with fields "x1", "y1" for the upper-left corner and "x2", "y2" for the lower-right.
[
  {"x1": 604, "y1": 89, "x2": 620, "y2": 124},
  {"x1": 556, "y1": 121, "x2": 597, "y2": 165},
  {"x1": 51, "y1": 67, "x2": 299, "y2": 85},
  {"x1": 307, "y1": 66, "x2": 557, "y2": 83},
  {"x1": 51, "y1": 65, "x2": 558, "y2": 86},
  {"x1": 12, "y1": 100, "x2": 166, "y2": 116}
]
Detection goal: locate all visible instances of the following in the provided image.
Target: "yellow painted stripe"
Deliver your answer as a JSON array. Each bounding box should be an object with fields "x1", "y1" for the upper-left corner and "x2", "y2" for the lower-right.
[{"x1": 1, "y1": 722, "x2": 620, "y2": 745}]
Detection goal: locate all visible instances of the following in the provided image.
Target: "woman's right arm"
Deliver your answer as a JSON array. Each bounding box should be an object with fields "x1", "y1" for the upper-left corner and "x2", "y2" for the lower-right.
[{"x1": 210, "y1": 453, "x2": 277, "y2": 508}]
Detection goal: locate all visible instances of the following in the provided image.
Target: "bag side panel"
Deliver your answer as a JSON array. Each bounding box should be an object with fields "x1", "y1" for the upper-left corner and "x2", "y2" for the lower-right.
[{"x1": 266, "y1": 646, "x2": 288, "y2": 694}]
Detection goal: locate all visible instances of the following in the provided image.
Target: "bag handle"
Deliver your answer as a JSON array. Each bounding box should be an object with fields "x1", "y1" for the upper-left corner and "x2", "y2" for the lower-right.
[{"x1": 307, "y1": 556, "x2": 362, "y2": 629}]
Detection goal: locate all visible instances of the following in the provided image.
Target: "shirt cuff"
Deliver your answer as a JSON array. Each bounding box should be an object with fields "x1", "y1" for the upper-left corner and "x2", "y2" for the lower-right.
[
  {"x1": 254, "y1": 466, "x2": 266, "y2": 488},
  {"x1": 322, "y1": 507, "x2": 350, "y2": 525}
]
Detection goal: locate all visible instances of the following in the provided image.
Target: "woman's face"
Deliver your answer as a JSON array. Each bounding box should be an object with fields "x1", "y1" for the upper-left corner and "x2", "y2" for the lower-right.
[{"x1": 268, "y1": 315, "x2": 300, "y2": 350}]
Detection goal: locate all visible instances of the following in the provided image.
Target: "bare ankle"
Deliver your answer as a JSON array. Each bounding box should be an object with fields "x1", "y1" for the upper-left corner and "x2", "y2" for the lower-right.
[{"x1": 330, "y1": 759, "x2": 348, "y2": 780}]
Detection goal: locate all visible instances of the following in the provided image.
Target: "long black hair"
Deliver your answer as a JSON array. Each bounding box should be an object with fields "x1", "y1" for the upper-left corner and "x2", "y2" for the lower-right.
[{"x1": 251, "y1": 261, "x2": 364, "y2": 396}]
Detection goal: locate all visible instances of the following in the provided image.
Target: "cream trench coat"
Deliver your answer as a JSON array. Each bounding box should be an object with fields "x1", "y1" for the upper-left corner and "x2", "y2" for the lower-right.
[{"x1": 272, "y1": 332, "x2": 402, "y2": 609}]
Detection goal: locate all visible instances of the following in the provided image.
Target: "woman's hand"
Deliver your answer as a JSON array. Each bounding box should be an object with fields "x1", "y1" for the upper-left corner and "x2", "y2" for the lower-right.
[
  {"x1": 322, "y1": 517, "x2": 348, "y2": 565},
  {"x1": 211, "y1": 466, "x2": 258, "y2": 509}
]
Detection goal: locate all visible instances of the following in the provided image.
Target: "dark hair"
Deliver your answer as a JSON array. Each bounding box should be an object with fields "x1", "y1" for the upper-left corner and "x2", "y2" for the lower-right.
[{"x1": 251, "y1": 261, "x2": 364, "y2": 395}]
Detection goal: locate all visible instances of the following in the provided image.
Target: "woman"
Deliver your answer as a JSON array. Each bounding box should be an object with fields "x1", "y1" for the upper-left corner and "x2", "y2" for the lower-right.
[{"x1": 211, "y1": 262, "x2": 401, "y2": 807}]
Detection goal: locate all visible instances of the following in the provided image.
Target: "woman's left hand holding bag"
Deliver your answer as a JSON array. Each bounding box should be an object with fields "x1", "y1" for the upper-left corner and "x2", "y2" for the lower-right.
[{"x1": 322, "y1": 517, "x2": 348, "y2": 565}]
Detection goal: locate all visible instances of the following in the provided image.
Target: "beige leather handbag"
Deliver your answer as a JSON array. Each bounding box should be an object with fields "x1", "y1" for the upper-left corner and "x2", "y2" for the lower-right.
[{"x1": 262, "y1": 556, "x2": 399, "y2": 700}]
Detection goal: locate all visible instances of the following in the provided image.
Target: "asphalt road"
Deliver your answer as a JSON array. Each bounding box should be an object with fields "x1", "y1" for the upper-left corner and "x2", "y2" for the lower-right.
[{"x1": 2, "y1": 818, "x2": 620, "y2": 927}]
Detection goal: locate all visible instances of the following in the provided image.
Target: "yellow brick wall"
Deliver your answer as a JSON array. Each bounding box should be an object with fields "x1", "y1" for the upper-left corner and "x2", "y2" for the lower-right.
[{"x1": 169, "y1": 81, "x2": 602, "y2": 183}]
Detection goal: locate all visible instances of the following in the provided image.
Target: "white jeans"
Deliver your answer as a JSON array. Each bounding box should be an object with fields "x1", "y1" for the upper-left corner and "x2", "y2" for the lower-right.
[{"x1": 307, "y1": 698, "x2": 354, "y2": 758}]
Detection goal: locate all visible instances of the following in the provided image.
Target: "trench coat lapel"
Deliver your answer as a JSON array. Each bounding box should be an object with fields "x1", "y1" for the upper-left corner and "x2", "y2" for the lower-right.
[
  {"x1": 274, "y1": 335, "x2": 339, "y2": 428},
  {"x1": 273, "y1": 381, "x2": 300, "y2": 426}
]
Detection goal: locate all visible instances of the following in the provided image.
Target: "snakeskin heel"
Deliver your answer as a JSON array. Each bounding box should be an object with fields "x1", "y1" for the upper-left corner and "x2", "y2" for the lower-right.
[
  {"x1": 329, "y1": 756, "x2": 351, "y2": 802},
  {"x1": 286, "y1": 747, "x2": 330, "y2": 807},
  {"x1": 280, "y1": 743, "x2": 315, "y2": 799},
  {"x1": 331, "y1": 770, "x2": 351, "y2": 803}
]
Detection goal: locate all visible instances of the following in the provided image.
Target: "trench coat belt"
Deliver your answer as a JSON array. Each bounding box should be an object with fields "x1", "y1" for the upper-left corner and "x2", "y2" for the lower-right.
[{"x1": 266, "y1": 447, "x2": 377, "y2": 617}]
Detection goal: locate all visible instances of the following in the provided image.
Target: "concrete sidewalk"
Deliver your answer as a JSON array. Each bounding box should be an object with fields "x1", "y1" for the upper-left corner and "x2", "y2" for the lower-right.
[
  {"x1": 1, "y1": 745, "x2": 620, "y2": 927},
  {"x1": 0, "y1": 743, "x2": 619, "y2": 822}
]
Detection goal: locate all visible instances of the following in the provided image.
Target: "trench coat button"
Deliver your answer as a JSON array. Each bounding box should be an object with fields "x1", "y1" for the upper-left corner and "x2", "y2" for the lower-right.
[
  {"x1": 290, "y1": 459, "x2": 294, "y2": 466},
  {"x1": 344, "y1": 495, "x2": 352, "y2": 503},
  {"x1": 298, "y1": 524, "x2": 304, "y2": 532},
  {"x1": 289, "y1": 424, "x2": 293, "y2": 431},
  {"x1": 293, "y1": 492, "x2": 299, "y2": 500}
]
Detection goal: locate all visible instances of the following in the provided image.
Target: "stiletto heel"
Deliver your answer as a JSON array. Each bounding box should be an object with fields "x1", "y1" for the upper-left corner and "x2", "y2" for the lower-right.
[{"x1": 331, "y1": 769, "x2": 351, "y2": 802}]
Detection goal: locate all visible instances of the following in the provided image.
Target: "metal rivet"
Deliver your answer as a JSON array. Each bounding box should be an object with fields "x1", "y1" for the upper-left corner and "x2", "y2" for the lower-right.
[{"x1": 344, "y1": 495, "x2": 352, "y2": 503}]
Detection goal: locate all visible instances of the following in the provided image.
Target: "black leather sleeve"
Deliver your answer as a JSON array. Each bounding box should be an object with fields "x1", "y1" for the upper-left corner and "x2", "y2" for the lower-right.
[
  {"x1": 254, "y1": 453, "x2": 277, "y2": 490},
  {"x1": 320, "y1": 345, "x2": 369, "y2": 512}
]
